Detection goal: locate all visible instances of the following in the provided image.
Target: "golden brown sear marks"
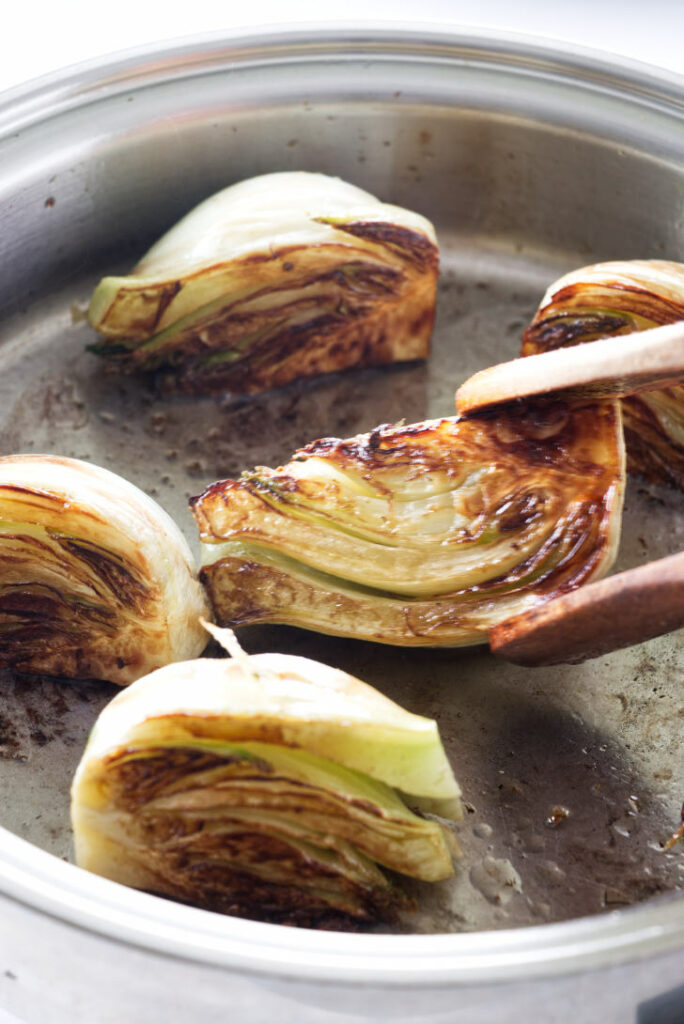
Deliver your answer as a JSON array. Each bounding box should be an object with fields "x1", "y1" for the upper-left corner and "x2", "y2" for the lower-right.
[
  {"x1": 99, "y1": 745, "x2": 407, "y2": 925},
  {"x1": 193, "y1": 399, "x2": 623, "y2": 646},
  {"x1": 53, "y1": 537, "x2": 153, "y2": 613},
  {"x1": 143, "y1": 851, "x2": 401, "y2": 928},
  {"x1": 523, "y1": 312, "x2": 632, "y2": 354},
  {"x1": 93, "y1": 218, "x2": 438, "y2": 397},
  {"x1": 103, "y1": 747, "x2": 236, "y2": 811},
  {"x1": 328, "y1": 220, "x2": 440, "y2": 273},
  {"x1": 0, "y1": 505, "x2": 160, "y2": 680}
]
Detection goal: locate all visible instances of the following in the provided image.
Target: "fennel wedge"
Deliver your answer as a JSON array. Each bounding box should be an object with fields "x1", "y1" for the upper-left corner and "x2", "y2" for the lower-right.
[
  {"x1": 0, "y1": 455, "x2": 209, "y2": 684},
  {"x1": 191, "y1": 402, "x2": 625, "y2": 646},
  {"x1": 523, "y1": 259, "x2": 684, "y2": 487},
  {"x1": 88, "y1": 172, "x2": 438, "y2": 395},
  {"x1": 71, "y1": 624, "x2": 461, "y2": 925}
]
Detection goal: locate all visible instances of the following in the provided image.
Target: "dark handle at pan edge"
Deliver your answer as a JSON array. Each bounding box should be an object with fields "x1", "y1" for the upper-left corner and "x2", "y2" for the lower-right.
[{"x1": 489, "y1": 551, "x2": 684, "y2": 666}]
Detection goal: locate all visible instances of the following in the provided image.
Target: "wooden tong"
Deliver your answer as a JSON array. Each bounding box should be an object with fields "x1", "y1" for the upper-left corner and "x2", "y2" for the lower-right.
[
  {"x1": 455, "y1": 320, "x2": 684, "y2": 416},
  {"x1": 454, "y1": 322, "x2": 684, "y2": 666},
  {"x1": 489, "y1": 552, "x2": 684, "y2": 665}
]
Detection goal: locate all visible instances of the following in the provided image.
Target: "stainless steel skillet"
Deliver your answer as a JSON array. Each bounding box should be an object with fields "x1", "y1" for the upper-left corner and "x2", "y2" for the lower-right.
[{"x1": 0, "y1": 26, "x2": 681, "y2": 1024}]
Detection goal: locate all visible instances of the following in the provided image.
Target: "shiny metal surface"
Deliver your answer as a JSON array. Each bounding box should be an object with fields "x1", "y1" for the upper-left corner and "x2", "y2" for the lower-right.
[{"x1": 0, "y1": 27, "x2": 682, "y2": 1020}]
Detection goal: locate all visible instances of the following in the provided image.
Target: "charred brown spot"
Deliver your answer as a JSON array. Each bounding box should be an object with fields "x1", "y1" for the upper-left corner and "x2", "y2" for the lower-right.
[
  {"x1": 104, "y1": 747, "x2": 271, "y2": 810},
  {"x1": 149, "y1": 280, "x2": 182, "y2": 332},
  {"x1": 368, "y1": 428, "x2": 383, "y2": 451},
  {"x1": 496, "y1": 492, "x2": 545, "y2": 533},
  {"x1": 55, "y1": 537, "x2": 152, "y2": 612},
  {"x1": 0, "y1": 579, "x2": 119, "y2": 667},
  {"x1": 144, "y1": 855, "x2": 401, "y2": 927},
  {"x1": 300, "y1": 436, "x2": 350, "y2": 459},
  {"x1": 330, "y1": 221, "x2": 438, "y2": 273},
  {"x1": 474, "y1": 496, "x2": 609, "y2": 597},
  {"x1": 523, "y1": 313, "x2": 631, "y2": 354},
  {"x1": 300, "y1": 421, "x2": 443, "y2": 466},
  {"x1": 548, "y1": 281, "x2": 684, "y2": 325},
  {"x1": 0, "y1": 484, "x2": 66, "y2": 508},
  {"x1": 0, "y1": 585, "x2": 82, "y2": 620}
]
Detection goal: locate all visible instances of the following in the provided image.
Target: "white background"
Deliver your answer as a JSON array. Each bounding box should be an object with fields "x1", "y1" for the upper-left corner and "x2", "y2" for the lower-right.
[{"x1": 0, "y1": 0, "x2": 682, "y2": 94}]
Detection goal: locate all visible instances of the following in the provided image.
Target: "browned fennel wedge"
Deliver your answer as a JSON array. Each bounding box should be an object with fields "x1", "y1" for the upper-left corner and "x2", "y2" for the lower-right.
[
  {"x1": 523, "y1": 260, "x2": 684, "y2": 487},
  {"x1": 191, "y1": 404, "x2": 625, "y2": 646},
  {"x1": 71, "y1": 624, "x2": 461, "y2": 926},
  {"x1": 88, "y1": 172, "x2": 438, "y2": 395},
  {"x1": 0, "y1": 455, "x2": 209, "y2": 684}
]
